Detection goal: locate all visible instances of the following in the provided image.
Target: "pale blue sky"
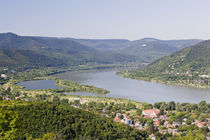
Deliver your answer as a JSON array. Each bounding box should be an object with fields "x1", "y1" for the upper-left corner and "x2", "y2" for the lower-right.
[{"x1": 0, "y1": 0, "x2": 210, "y2": 40}]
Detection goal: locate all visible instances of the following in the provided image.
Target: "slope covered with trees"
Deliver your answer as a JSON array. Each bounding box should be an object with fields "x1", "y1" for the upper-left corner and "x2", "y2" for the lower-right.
[
  {"x1": 0, "y1": 49, "x2": 65, "y2": 68},
  {"x1": 0, "y1": 100, "x2": 147, "y2": 140},
  {"x1": 0, "y1": 33, "x2": 140, "y2": 69},
  {"x1": 118, "y1": 40, "x2": 210, "y2": 88}
]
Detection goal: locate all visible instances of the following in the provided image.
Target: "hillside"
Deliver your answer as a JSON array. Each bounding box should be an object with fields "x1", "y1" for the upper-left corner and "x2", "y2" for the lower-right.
[
  {"x1": 120, "y1": 38, "x2": 201, "y2": 62},
  {"x1": 0, "y1": 49, "x2": 65, "y2": 69},
  {"x1": 0, "y1": 33, "x2": 140, "y2": 69},
  {"x1": 0, "y1": 100, "x2": 147, "y2": 139},
  {"x1": 73, "y1": 37, "x2": 201, "y2": 62},
  {"x1": 118, "y1": 40, "x2": 210, "y2": 88}
]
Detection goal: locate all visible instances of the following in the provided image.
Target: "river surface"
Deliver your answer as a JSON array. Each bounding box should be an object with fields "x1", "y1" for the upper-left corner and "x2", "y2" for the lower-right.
[
  {"x1": 18, "y1": 80, "x2": 61, "y2": 90},
  {"x1": 18, "y1": 70, "x2": 210, "y2": 103},
  {"x1": 54, "y1": 70, "x2": 210, "y2": 103}
]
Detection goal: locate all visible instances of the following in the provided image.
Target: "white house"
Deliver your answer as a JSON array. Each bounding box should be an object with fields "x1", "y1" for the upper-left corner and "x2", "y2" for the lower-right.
[{"x1": 1, "y1": 74, "x2": 7, "y2": 79}]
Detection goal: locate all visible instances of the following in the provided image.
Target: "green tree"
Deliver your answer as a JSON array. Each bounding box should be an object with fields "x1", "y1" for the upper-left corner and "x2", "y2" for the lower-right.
[{"x1": 0, "y1": 110, "x2": 18, "y2": 140}]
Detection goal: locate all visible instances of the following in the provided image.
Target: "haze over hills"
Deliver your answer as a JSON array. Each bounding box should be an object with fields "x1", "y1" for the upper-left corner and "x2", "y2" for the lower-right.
[
  {"x1": 0, "y1": 33, "x2": 140, "y2": 69},
  {"x1": 119, "y1": 40, "x2": 210, "y2": 87},
  {"x1": 0, "y1": 32, "x2": 202, "y2": 70},
  {"x1": 72, "y1": 37, "x2": 202, "y2": 62}
]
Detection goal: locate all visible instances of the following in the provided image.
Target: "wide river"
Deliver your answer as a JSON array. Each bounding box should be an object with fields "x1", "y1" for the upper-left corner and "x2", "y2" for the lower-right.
[{"x1": 53, "y1": 70, "x2": 210, "y2": 103}]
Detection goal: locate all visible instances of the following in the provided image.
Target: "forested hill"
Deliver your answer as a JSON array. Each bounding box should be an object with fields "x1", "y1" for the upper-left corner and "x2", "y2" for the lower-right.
[
  {"x1": 145, "y1": 40, "x2": 210, "y2": 74},
  {"x1": 0, "y1": 49, "x2": 65, "y2": 68},
  {"x1": 0, "y1": 100, "x2": 147, "y2": 139},
  {"x1": 73, "y1": 37, "x2": 201, "y2": 62},
  {"x1": 118, "y1": 40, "x2": 210, "y2": 88},
  {"x1": 0, "y1": 33, "x2": 140, "y2": 69}
]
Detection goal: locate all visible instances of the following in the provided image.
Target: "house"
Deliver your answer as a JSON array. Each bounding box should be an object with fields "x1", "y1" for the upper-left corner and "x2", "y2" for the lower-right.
[
  {"x1": 116, "y1": 113, "x2": 122, "y2": 117},
  {"x1": 15, "y1": 96, "x2": 21, "y2": 100},
  {"x1": 206, "y1": 118, "x2": 210, "y2": 124},
  {"x1": 121, "y1": 114, "x2": 133, "y2": 125},
  {"x1": 200, "y1": 75, "x2": 210, "y2": 78},
  {"x1": 159, "y1": 129, "x2": 167, "y2": 134},
  {"x1": 154, "y1": 120, "x2": 160, "y2": 127},
  {"x1": 3, "y1": 97, "x2": 10, "y2": 101},
  {"x1": 135, "y1": 121, "x2": 143, "y2": 127},
  {"x1": 168, "y1": 129, "x2": 179, "y2": 135},
  {"x1": 197, "y1": 122, "x2": 206, "y2": 128},
  {"x1": 114, "y1": 117, "x2": 121, "y2": 122},
  {"x1": 142, "y1": 108, "x2": 160, "y2": 118},
  {"x1": 149, "y1": 134, "x2": 156, "y2": 140},
  {"x1": 164, "y1": 121, "x2": 171, "y2": 128},
  {"x1": 194, "y1": 120, "x2": 200, "y2": 125},
  {"x1": 172, "y1": 122, "x2": 181, "y2": 127},
  {"x1": 159, "y1": 115, "x2": 169, "y2": 121},
  {"x1": 1, "y1": 74, "x2": 7, "y2": 79},
  {"x1": 102, "y1": 108, "x2": 107, "y2": 113}
]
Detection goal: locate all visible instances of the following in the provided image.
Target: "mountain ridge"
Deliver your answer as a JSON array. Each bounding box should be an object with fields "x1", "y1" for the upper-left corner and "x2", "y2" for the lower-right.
[{"x1": 0, "y1": 33, "x2": 141, "y2": 70}]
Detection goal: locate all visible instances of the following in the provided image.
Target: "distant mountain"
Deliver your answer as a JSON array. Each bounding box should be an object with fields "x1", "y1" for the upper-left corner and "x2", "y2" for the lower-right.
[
  {"x1": 0, "y1": 33, "x2": 140, "y2": 69},
  {"x1": 120, "y1": 38, "x2": 202, "y2": 62},
  {"x1": 0, "y1": 33, "x2": 202, "y2": 69},
  {"x1": 119, "y1": 40, "x2": 210, "y2": 88},
  {"x1": 0, "y1": 48, "x2": 65, "y2": 69},
  {"x1": 72, "y1": 38, "x2": 130, "y2": 52},
  {"x1": 73, "y1": 37, "x2": 202, "y2": 62}
]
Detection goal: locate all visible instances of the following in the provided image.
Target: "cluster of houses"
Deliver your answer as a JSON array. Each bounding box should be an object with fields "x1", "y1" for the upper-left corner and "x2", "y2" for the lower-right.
[
  {"x1": 1, "y1": 96, "x2": 21, "y2": 101},
  {"x1": 114, "y1": 108, "x2": 210, "y2": 137},
  {"x1": 114, "y1": 113, "x2": 133, "y2": 125}
]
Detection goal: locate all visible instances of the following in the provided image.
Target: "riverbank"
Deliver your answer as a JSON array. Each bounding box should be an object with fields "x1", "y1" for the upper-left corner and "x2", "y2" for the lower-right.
[{"x1": 117, "y1": 70, "x2": 210, "y2": 89}]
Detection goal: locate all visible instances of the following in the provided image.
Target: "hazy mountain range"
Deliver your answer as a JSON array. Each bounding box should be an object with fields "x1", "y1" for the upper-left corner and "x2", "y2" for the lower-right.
[
  {"x1": 73, "y1": 38, "x2": 201, "y2": 62},
  {"x1": 0, "y1": 32, "x2": 202, "y2": 69}
]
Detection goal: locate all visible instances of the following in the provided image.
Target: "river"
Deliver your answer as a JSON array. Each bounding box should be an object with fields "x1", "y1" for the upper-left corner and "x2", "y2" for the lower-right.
[{"x1": 53, "y1": 70, "x2": 210, "y2": 103}]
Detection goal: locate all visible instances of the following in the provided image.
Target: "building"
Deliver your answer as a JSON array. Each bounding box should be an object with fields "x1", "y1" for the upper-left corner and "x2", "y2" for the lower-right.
[
  {"x1": 1, "y1": 74, "x2": 7, "y2": 79},
  {"x1": 135, "y1": 121, "x2": 143, "y2": 127},
  {"x1": 159, "y1": 115, "x2": 169, "y2": 121},
  {"x1": 121, "y1": 114, "x2": 133, "y2": 125},
  {"x1": 154, "y1": 120, "x2": 160, "y2": 127},
  {"x1": 172, "y1": 122, "x2": 181, "y2": 127},
  {"x1": 114, "y1": 117, "x2": 121, "y2": 122},
  {"x1": 142, "y1": 109, "x2": 160, "y2": 118},
  {"x1": 197, "y1": 122, "x2": 206, "y2": 128},
  {"x1": 3, "y1": 97, "x2": 10, "y2": 101}
]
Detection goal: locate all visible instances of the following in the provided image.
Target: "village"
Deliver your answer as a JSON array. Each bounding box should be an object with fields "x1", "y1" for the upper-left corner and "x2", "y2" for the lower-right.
[
  {"x1": 113, "y1": 108, "x2": 210, "y2": 139},
  {"x1": 0, "y1": 85, "x2": 210, "y2": 139}
]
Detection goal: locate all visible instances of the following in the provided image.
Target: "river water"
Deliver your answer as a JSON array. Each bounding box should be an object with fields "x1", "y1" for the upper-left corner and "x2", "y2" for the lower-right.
[
  {"x1": 18, "y1": 70, "x2": 210, "y2": 103},
  {"x1": 54, "y1": 70, "x2": 210, "y2": 103}
]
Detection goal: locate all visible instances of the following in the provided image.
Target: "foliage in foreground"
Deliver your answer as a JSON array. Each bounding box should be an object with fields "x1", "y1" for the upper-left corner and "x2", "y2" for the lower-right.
[{"x1": 0, "y1": 100, "x2": 147, "y2": 140}]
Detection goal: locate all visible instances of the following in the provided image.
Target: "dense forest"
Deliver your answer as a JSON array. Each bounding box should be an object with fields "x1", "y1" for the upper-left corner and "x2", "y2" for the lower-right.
[{"x1": 0, "y1": 100, "x2": 147, "y2": 140}]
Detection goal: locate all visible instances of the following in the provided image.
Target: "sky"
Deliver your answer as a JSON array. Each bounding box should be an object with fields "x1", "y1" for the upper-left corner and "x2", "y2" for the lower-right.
[{"x1": 0, "y1": 0, "x2": 210, "y2": 40}]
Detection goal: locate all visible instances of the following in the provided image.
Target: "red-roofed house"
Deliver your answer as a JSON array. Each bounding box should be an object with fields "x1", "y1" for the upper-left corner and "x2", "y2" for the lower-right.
[
  {"x1": 197, "y1": 122, "x2": 206, "y2": 128},
  {"x1": 114, "y1": 117, "x2": 121, "y2": 122},
  {"x1": 142, "y1": 109, "x2": 160, "y2": 118},
  {"x1": 154, "y1": 120, "x2": 160, "y2": 126}
]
